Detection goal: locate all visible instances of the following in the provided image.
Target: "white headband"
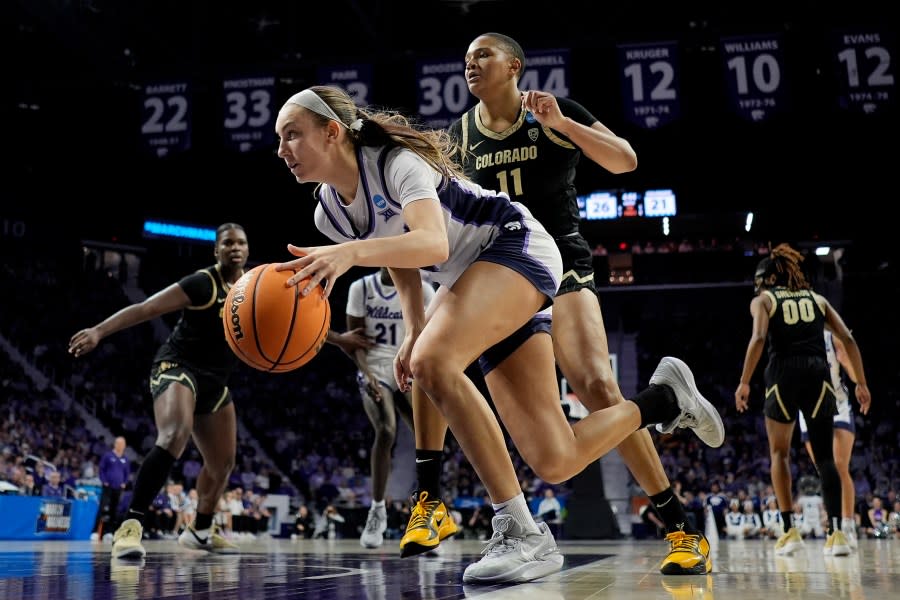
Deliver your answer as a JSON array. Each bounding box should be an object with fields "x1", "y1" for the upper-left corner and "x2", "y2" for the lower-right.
[{"x1": 286, "y1": 89, "x2": 363, "y2": 131}]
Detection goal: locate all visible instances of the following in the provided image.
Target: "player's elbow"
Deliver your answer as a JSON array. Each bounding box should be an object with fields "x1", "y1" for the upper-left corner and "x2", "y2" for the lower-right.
[
  {"x1": 423, "y1": 236, "x2": 449, "y2": 264},
  {"x1": 612, "y1": 151, "x2": 638, "y2": 174}
]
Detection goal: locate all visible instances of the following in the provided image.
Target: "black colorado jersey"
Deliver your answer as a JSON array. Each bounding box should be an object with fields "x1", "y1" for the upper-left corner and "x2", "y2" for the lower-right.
[
  {"x1": 762, "y1": 287, "x2": 828, "y2": 362},
  {"x1": 152, "y1": 265, "x2": 238, "y2": 382},
  {"x1": 448, "y1": 97, "x2": 596, "y2": 238}
]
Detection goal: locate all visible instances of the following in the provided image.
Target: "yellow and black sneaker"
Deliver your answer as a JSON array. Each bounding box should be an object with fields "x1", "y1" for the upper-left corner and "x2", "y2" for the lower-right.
[
  {"x1": 401, "y1": 491, "x2": 458, "y2": 558},
  {"x1": 660, "y1": 531, "x2": 711, "y2": 575},
  {"x1": 433, "y1": 500, "x2": 459, "y2": 541}
]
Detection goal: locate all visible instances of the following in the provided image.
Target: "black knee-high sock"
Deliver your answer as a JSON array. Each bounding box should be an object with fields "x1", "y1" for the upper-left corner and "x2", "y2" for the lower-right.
[
  {"x1": 650, "y1": 487, "x2": 696, "y2": 534},
  {"x1": 126, "y1": 445, "x2": 177, "y2": 526},
  {"x1": 817, "y1": 459, "x2": 842, "y2": 535},
  {"x1": 632, "y1": 384, "x2": 680, "y2": 428},
  {"x1": 415, "y1": 450, "x2": 443, "y2": 500}
]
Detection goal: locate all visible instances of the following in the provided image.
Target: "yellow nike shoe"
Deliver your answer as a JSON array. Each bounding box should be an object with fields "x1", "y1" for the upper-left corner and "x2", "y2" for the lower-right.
[
  {"x1": 660, "y1": 531, "x2": 711, "y2": 575},
  {"x1": 400, "y1": 491, "x2": 446, "y2": 558},
  {"x1": 433, "y1": 500, "x2": 459, "y2": 541}
]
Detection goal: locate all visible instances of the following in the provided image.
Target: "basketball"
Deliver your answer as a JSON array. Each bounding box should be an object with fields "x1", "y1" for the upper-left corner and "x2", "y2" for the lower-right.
[{"x1": 223, "y1": 263, "x2": 331, "y2": 373}]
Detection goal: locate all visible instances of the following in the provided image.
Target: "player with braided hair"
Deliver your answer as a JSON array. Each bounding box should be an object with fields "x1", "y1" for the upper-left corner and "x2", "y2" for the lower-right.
[{"x1": 735, "y1": 243, "x2": 871, "y2": 558}]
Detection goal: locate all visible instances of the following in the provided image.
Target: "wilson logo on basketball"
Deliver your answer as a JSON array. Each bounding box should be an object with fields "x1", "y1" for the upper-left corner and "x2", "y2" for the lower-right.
[{"x1": 229, "y1": 274, "x2": 251, "y2": 341}]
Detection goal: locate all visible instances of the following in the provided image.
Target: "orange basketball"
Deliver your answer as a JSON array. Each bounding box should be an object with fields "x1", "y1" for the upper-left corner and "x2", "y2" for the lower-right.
[{"x1": 223, "y1": 263, "x2": 331, "y2": 373}]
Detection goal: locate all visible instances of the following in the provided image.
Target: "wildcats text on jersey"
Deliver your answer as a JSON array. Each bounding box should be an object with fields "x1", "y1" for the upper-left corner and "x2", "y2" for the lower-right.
[
  {"x1": 474, "y1": 145, "x2": 538, "y2": 170},
  {"x1": 367, "y1": 306, "x2": 402, "y2": 319}
]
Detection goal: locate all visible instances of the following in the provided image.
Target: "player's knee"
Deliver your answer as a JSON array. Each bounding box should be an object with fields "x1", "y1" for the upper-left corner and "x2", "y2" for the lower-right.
[
  {"x1": 156, "y1": 426, "x2": 192, "y2": 456},
  {"x1": 373, "y1": 421, "x2": 397, "y2": 443},
  {"x1": 576, "y1": 372, "x2": 622, "y2": 408},
  {"x1": 205, "y1": 455, "x2": 235, "y2": 482},
  {"x1": 526, "y1": 452, "x2": 576, "y2": 484},
  {"x1": 409, "y1": 347, "x2": 457, "y2": 394},
  {"x1": 769, "y1": 445, "x2": 791, "y2": 462}
]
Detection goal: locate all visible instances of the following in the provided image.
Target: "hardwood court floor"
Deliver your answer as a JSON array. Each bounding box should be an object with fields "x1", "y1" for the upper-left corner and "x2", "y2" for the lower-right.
[{"x1": 0, "y1": 534, "x2": 897, "y2": 599}]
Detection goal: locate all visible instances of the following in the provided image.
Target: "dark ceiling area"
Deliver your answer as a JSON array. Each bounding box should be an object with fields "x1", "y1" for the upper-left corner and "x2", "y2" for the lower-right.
[{"x1": 8, "y1": 1, "x2": 896, "y2": 257}]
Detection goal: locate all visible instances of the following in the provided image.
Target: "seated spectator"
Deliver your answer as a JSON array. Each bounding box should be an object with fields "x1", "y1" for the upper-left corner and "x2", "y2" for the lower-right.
[
  {"x1": 19, "y1": 473, "x2": 40, "y2": 496},
  {"x1": 725, "y1": 499, "x2": 745, "y2": 539},
  {"x1": 535, "y1": 487, "x2": 562, "y2": 523},
  {"x1": 244, "y1": 490, "x2": 271, "y2": 535},
  {"x1": 41, "y1": 471, "x2": 64, "y2": 498},
  {"x1": 867, "y1": 497, "x2": 890, "y2": 538},
  {"x1": 293, "y1": 504, "x2": 315, "y2": 539},
  {"x1": 312, "y1": 504, "x2": 345, "y2": 539},
  {"x1": 761, "y1": 497, "x2": 783, "y2": 539},
  {"x1": 178, "y1": 488, "x2": 198, "y2": 532},
  {"x1": 741, "y1": 500, "x2": 762, "y2": 539},
  {"x1": 149, "y1": 485, "x2": 176, "y2": 538},
  {"x1": 227, "y1": 489, "x2": 249, "y2": 533}
]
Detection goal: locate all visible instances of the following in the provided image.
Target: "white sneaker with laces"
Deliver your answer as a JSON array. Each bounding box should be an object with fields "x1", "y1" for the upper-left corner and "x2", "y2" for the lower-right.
[
  {"x1": 178, "y1": 525, "x2": 240, "y2": 554},
  {"x1": 360, "y1": 507, "x2": 387, "y2": 548},
  {"x1": 462, "y1": 515, "x2": 563, "y2": 584},
  {"x1": 651, "y1": 356, "x2": 725, "y2": 447}
]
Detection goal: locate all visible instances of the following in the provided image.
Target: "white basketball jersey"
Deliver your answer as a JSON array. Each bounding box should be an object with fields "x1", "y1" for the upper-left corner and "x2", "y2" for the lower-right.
[
  {"x1": 313, "y1": 145, "x2": 560, "y2": 291},
  {"x1": 346, "y1": 272, "x2": 436, "y2": 365}
]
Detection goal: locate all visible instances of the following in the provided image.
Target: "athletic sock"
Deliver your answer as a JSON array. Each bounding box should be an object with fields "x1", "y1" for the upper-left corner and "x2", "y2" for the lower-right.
[
  {"x1": 493, "y1": 493, "x2": 540, "y2": 536},
  {"x1": 781, "y1": 511, "x2": 793, "y2": 531},
  {"x1": 415, "y1": 450, "x2": 443, "y2": 499},
  {"x1": 650, "y1": 487, "x2": 696, "y2": 534},
  {"x1": 632, "y1": 384, "x2": 680, "y2": 428},
  {"x1": 195, "y1": 512, "x2": 213, "y2": 532}
]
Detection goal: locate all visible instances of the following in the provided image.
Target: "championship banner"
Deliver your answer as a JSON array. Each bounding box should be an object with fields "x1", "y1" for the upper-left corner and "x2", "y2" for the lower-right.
[
  {"x1": 317, "y1": 64, "x2": 373, "y2": 106},
  {"x1": 617, "y1": 41, "x2": 681, "y2": 129},
  {"x1": 832, "y1": 29, "x2": 895, "y2": 114},
  {"x1": 140, "y1": 79, "x2": 191, "y2": 157},
  {"x1": 519, "y1": 48, "x2": 571, "y2": 98},
  {"x1": 720, "y1": 33, "x2": 788, "y2": 122},
  {"x1": 416, "y1": 56, "x2": 473, "y2": 128},
  {"x1": 222, "y1": 75, "x2": 276, "y2": 153}
]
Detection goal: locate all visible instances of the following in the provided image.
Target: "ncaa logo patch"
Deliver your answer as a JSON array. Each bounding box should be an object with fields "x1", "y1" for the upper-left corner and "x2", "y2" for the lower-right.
[
  {"x1": 525, "y1": 111, "x2": 536, "y2": 123},
  {"x1": 373, "y1": 194, "x2": 387, "y2": 209}
]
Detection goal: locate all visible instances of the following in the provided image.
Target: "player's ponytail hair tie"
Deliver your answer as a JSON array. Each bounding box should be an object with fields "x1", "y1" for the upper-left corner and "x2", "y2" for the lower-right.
[
  {"x1": 349, "y1": 118, "x2": 364, "y2": 132},
  {"x1": 356, "y1": 117, "x2": 391, "y2": 147}
]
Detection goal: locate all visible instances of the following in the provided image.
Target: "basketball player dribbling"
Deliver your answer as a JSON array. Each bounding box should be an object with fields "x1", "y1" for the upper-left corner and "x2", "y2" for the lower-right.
[{"x1": 273, "y1": 85, "x2": 724, "y2": 584}]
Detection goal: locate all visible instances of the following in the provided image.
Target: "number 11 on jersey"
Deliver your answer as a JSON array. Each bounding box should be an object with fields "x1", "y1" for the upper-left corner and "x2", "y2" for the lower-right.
[{"x1": 496, "y1": 168, "x2": 523, "y2": 196}]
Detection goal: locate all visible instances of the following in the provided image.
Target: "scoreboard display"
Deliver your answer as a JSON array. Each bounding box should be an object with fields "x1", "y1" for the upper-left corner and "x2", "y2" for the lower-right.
[{"x1": 577, "y1": 188, "x2": 677, "y2": 220}]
